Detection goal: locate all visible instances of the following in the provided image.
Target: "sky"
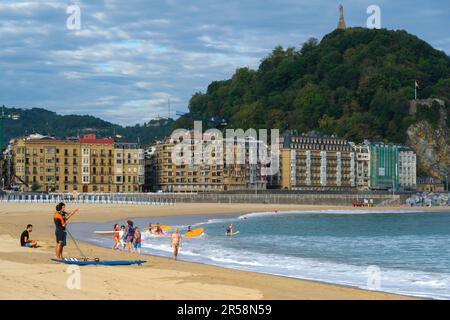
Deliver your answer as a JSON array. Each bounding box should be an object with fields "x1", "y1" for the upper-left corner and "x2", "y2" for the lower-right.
[{"x1": 1, "y1": 0, "x2": 449, "y2": 126}]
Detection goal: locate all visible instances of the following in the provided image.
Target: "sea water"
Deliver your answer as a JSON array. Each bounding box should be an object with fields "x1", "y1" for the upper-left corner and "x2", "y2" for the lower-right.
[{"x1": 71, "y1": 209, "x2": 450, "y2": 299}]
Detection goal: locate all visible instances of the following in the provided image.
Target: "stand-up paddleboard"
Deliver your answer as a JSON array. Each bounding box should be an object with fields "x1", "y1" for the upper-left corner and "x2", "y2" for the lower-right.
[
  {"x1": 145, "y1": 232, "x2": 168, "y2": 238},
  {"x1": 51, "y1": 258, "x2": 146, "y2": 266},
  {"x1": 225, "y1": 231, "x2": 240, "y2": 236},
  {"x1": 149, "y1": 224, "x2": 171, "y2": 231},
  {"x1": 184, "y1": 228, "x2": 204, "y2": 238}
]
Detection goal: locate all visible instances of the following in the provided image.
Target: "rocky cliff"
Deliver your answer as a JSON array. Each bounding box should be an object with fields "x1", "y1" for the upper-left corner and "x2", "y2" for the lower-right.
[{"x1": 407, "y1": 104, "x2": 449, "y2": 180}]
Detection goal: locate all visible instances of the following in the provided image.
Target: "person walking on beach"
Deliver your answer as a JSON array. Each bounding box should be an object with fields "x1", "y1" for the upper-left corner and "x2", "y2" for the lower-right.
[
  {"x1": 133, "y1": 227, "x2": 142, "y2": 255},
  {"x1": 53, "y1": 202, "x2": 79, "y2": 259},
  {"x1": 118, "y1": 225, "x2": 126, "y2": 251},
  {"x1": 20, "y1": 224, "x2": 37, "y2": 248},
  {"x1": 112, "y1": 224, "x2": 119, "y2": 250},
  {"x1": 124, "y1": 220, "x2": 135, "y2": 252},
  {"x1": 170, "y1": 228, "x2": 181, "y2": 260}
]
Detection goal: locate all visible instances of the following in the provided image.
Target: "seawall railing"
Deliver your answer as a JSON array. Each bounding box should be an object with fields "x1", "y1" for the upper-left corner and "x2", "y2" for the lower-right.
[{"x1": 0, "y1": 192, "x2": 404, "y2": 206}]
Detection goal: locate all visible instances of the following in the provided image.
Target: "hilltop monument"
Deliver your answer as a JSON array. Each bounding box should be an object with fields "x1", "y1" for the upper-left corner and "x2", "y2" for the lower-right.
[{"x1": 337, "y1": 4, "x2": 347, "y2": 29}]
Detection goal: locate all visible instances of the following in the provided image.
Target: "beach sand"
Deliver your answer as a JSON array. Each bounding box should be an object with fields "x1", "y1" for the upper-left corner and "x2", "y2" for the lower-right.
[{"x1": 0, "y1": 202, "x2": 429, "y2": 300}]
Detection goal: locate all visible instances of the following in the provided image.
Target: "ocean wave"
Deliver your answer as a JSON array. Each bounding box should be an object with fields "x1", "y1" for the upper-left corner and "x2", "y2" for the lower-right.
[{"x1": 238, "y1": 209, "x2": 427, "y2": 220}]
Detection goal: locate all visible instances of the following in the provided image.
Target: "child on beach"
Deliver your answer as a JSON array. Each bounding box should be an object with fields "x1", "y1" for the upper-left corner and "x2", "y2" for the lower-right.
[
  {"x1": 125, "y1": 220, "x2": 135, "y2": 252},
  {"x1": 112, "y1": 224, "x2": 119, "y2": 250},
  {"x1": 170, "y1": 228, "x2": 181, "y2": 260},
  {"x1": 133, "y1": 227, "x2": 142, "y2": 255},
  {"x1": 117, "y1": 225, "x2": 126, "y2": 251}
]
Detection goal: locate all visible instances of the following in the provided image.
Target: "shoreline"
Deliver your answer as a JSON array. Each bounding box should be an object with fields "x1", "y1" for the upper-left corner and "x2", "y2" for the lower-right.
[{"x1": 1, "y1": 202, "x2": 443, "y2": 300}]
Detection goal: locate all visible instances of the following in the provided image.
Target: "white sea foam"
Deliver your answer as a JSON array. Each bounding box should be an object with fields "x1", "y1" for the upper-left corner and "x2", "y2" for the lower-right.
[{"x1": 238, "y1": 209, "x2": 427, "y2": 220}]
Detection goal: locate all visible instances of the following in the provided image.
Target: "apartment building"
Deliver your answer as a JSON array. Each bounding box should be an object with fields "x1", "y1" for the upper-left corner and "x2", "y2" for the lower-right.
[
  {"x1": 154, "y1": 133, "x2": 268, "y2": 192},
  {"x1": 12, "y1": 134, "x2": 144, "y2": 193},
  {"x1": 279, "y1": 131, "x2": 356, "y2": 190},
  {"x1": 114, "y1": 143, "x2": 145, "y2": 193},
  {"x1": 398, "y1": 146, "x2": 417, "y2": 190},
  {"x1": 352, "y1": 143, "x2": 371, "y2": 190}
]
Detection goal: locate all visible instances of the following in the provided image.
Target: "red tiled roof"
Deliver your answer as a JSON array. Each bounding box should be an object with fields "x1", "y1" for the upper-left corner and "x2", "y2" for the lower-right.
[{"x1": 79, "y1": 138, "x2": 115, "y2": 144}]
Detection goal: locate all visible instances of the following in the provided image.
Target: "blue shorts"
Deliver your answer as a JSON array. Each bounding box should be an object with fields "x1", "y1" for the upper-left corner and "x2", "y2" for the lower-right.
[
  {"x1": 23, "y1": 243, "x2": 31, "y2": 248},
  {"x1": 133, "y1": 242, "x2": 141, "y2": 249},
  {"x1": 55, "y1": 230, "x2": 67, "y2": 247}
]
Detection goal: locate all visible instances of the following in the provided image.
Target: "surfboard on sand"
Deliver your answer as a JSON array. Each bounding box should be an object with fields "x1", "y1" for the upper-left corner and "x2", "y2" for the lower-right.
[
  {"x1": 51, "y1": 259, "x2": 146, "y2": 266},
  {"x1": 184, "y1": 228, "x2": 204, "y2": 238},
  {"x1": 225, "y1": 231, "x2": 240, "y2": 236}
]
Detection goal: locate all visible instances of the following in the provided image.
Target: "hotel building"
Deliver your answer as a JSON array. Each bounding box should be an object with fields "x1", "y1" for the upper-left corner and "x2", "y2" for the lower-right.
[{"x1": 279, "y1": 132, "x2": 356, "y2": 190}]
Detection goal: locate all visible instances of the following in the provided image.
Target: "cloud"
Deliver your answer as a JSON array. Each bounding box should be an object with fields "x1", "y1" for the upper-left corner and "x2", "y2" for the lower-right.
[{"x1": 0, "y1": 0, "x2": 448, "y2": 127}]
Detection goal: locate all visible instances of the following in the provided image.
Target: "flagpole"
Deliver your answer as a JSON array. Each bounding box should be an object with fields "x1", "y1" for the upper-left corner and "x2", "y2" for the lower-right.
[{"x1": 415, "y1": 81, "x2": 417, "y2": 100}]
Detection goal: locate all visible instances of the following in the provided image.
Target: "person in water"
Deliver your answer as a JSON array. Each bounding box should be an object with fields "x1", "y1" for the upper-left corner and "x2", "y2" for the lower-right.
[
  {"x1": 148, "y1": 223, "x2": 153, "y2": 234},
  {"x1": 112, "y1": 224, "x2": 119, "y2": 250},
  {"x1": 124, "y1": 220, "x2": 135, "y2": 252},
  {"x1": 53, "y1": 202, "x2": 79, "y2": 259},
  {"x1": 170, "y1": 228, "x2": 181, "y2": 260},
  {"x1": 187, "y1": 226, "x2": 192, "y2": 233},
  {"x1": 133, "y1": 227, "x2": 142, "y2": 255},
  {"x1": 225, "y1": 224, "x2": 233, "y2": 236},
  {"x1": 155, "y1": 223, "x2": 164, "y2": 235}
]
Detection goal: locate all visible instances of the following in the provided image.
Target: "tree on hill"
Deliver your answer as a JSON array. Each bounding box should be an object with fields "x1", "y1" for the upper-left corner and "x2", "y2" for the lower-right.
[{"x1": 176, "y1": 28, "x2": 450, "y2": 144}]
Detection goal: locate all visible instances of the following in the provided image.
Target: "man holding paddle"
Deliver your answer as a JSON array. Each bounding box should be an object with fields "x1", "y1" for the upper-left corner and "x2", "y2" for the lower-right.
[{"x1": 53, "y1": 202, "x2": 79, "y2": 259}]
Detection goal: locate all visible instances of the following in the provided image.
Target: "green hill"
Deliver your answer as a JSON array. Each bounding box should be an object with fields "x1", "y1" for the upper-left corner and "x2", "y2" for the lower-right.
[
  {"x1": 1, "y1": 106, "x2": 174, "y2": 147},
  {"x1": 178, "y1": 28, "x2": 450, "y2": 143}
]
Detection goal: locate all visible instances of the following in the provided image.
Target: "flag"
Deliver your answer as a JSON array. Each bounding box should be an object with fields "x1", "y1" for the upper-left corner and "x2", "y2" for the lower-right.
[{"x1": 415, "y1": 80, "x2": 420, "y2": 89}]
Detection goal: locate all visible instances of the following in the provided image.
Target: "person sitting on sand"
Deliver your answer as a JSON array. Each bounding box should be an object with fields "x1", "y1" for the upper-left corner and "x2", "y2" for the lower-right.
[
  {"x1": 20, "y1": 224, "x2": 37, "y2": 248},
  {"x1": 170, "y1": 228, "x2": 181, "y2": 260},
  {"x1": 53, "y1": 202, "x2": 79, "y2": 259},
  {"x1": 124, "y1": 220, "x2": 135, "y2": 252},
  {"x1": 112, "y1": 224, "x2": 119, "y2": 250},
  {"x1": 133, "y1": 227, "x2": 142, "y2": 255}
]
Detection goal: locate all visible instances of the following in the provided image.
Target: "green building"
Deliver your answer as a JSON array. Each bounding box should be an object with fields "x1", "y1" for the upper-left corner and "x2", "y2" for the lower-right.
[{"x1": 369, "y1": 144, "x2": 399, "y2": 190}]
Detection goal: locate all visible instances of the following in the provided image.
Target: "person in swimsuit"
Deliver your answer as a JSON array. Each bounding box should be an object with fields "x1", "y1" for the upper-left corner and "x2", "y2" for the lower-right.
[
  {"x1": 170, "y1": 228, "x2": 181, "y2": 260},
  {"x1": 112, "y1": 224, "x2": 119, "y2": 250},
  {"x1": 133, "y1": 227, "x2": 142, "y2": 255},
  {"x1": 53, "y1": 202, "x2": 79, "y2": 259}
]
